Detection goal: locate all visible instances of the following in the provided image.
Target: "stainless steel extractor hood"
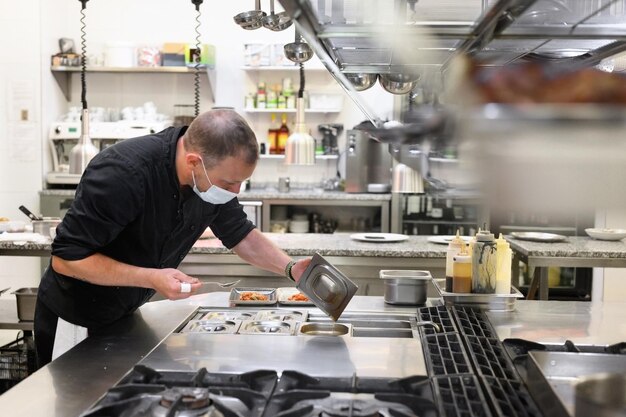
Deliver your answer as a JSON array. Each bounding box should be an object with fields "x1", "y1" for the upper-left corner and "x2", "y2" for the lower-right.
[{"x1": 279, "y1": 0, "x2": 626, "y2": 135}]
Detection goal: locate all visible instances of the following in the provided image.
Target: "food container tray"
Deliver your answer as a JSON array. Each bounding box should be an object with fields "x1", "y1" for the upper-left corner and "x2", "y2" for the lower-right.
[
  {"x1": 193, "y1": 309, "x2": 258, "y2": 321},
  {"x1": 229, "y1": 288, "x2": 277, "y2": 305},
  {"x1": 238, "y1": 320, "x2": 297, "y2": 335},
  {"x1": 253, "y1": 309, "x2": 308, "y2": 322},
  {"x1": 13, "y1": 288, "x2": 38, "y2": 321},
  {"x1": 276, "y1": 287, "x2": 314, "y2": 306},
  {"x1": 433, "y1": 279, "x2": 523, "y2": 312},
  {"x1": 180, "y1": 320, "x2": 241, "y2": 334},
  {"x1": 297, "y1": 322, "x2": 352, "y2": 337}
]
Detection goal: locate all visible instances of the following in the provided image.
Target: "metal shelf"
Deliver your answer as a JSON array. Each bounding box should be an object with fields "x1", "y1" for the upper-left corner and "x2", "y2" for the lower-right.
[
  {"x1": 244, "y1": 108, "x2": 341, "y2": 114},
  {"x1": 241, "y1": 65, "x2": 328, "y2": 71},
  {"x1": 403, "y1": 219, "x2": 477, "y2": 225},
  {"x1": 50, "y1": 65, "x2": 216, "y2": 102}
]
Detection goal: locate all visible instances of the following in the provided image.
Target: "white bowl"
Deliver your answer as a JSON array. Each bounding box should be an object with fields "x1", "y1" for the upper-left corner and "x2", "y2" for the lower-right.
[{"x1": 585, "y1": 228, "x2": 626, "y2": 241}]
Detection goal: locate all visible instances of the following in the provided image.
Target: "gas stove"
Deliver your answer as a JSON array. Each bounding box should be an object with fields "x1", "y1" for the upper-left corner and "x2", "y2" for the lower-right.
[{"x1": 80, "y1": 367, "x2": 437, "y2": 417}]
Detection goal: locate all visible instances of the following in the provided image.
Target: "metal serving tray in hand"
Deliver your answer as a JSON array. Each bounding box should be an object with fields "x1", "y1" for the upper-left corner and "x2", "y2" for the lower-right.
[
  {"x1": 433, "y1": 279, "x2": 523, "y2": 312},
  {"x1": 180, "y1": 320, "x2": 241, "y2": 334},
  {"x1": 237, "y1": 320, "x2": 297, "y2": 335},
  {"x1": 297, "y1": 253, "x2": 358, "y2": 321},
  {"x1": 276, "y1": 287, "x2": 315, "y2": 306},
  {"x1": 253, "y1": 309, "x2": 308, "y2": 322},
  {"x1": 229, "y1": 288, "x2": 277, "y2": 305}
]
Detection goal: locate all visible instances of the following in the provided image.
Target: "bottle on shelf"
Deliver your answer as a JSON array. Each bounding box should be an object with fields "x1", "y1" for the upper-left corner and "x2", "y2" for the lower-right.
[
  {"x1": 472, "y1": 228, "x2": 497, "y2": 294},
  {"x1": 495, "y1": 233, "x2": 513, "y2": 294},
  {"x1": 267, "y1": 84, "x2": 278, "y2": 109},
  {"x1": 452, "y1": 243, "x2": 472, "y2": 293},
  {"x1": 268, "y1": 113, "x2": 279, "y2": 155},
  {"x1": 256, "y1": 81, "x2": 267, "y2": 109},
  {"x1": 277, "y1": 113, "x2": 290, "y2": 154},
  {"x1": 445, "y1": 231, "x2": 465, "y2": 292}
]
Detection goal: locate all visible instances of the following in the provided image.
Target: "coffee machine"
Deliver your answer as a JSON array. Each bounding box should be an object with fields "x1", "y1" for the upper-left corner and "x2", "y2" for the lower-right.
[
  {"x1": 47, "y1": 121, "x2": 169, "y2": 186},
  {"x1": 344, "y1": 129, "x2": 392, "y2": 193}
]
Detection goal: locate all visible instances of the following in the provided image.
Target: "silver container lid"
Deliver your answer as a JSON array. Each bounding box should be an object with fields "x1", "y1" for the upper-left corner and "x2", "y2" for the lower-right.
[{"x1": 296, "y1": 253, "x2": 358, "y2": 321}]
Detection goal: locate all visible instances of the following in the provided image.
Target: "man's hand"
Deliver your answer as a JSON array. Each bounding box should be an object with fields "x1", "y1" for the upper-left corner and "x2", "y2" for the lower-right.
[
  {"x1": 150, "y1": 268, "x2": 202, "y2": 300},
  {"x1": 290, "y1": 258, "x2": 312, "y2": 283}
]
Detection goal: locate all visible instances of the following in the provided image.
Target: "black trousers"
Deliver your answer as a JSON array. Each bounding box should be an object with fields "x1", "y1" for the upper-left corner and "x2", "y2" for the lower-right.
[{"x1": 33, "y1": 296, "x2": 59, "y2": 369}]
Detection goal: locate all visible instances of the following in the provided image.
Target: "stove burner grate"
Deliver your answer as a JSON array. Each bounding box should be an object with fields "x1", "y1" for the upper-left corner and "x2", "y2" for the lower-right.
[
  {"x1": 423, "y1": 333, "x2": 471, "y2": 376},
  {"x1": 431, "y1": 375, "x2": 493, "y2": 417},
  {"x1": 480, "y1": 376, "x2": 543, "y2": 417},
  {"x1": 452, "y1": 308, "x2": 495, "y2": 339},
  {"x1": 465, "y1": 336, "x2": 518, "y2": 381},
  {"x1": 417, "y1": 306, "x2": 457, "y2": 336}
]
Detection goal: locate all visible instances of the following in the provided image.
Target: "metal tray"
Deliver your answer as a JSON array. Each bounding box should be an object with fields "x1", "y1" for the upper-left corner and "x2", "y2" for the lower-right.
[
  {"x1": 180, "y1": 320, "x2": 241, "y2": 334},
  {"x1": 238, "y1": 320, "x2": 297, "y2": 335},
  {"x1": 194, "y1": 310, "x2": 258, "y2": 321},
  {"x1": 526, "y1": 351, "x2": 626, "y2": 417},
  {"x1": 433, "y1": 279, "x2": 523, "y2": 312},
  {"x1": 509, "y1": 232, "x2": 567, "y2": 243},
  {"x1": 297, "y1": 322, "x2": 352, "y2": 337},
  {"x1": 229, "y1": 288, "x2": 277, "y2": 306},
  {"x1": 253, "y1": 309, "x2": 308, "y2": 322},
  {"x1": 297, "y1": 253, "x2": 358, "y2": 321},
  {"x1": 276, "y1": 287, "x2": 315, "y2": 306}
]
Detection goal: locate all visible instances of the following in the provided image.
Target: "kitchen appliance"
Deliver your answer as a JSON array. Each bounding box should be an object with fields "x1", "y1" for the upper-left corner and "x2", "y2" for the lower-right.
[
  {"x1": 46, "y1": 121, "x2": 169, "y2": 186},
  {"x1": 317, "y1": 123, "x2": 343, "y2": 155},
  {"x1": 344, "y1": 129, "x2": 392, "y2": 193},
  {"x1": 80, "y1": 365, "x2": 439, "y2": 417}
]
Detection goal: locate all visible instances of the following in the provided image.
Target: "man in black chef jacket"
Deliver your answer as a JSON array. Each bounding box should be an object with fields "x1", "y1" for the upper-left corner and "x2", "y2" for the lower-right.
[{"x1": 34, "y1": 109, "x2": 310, "y2": 367}]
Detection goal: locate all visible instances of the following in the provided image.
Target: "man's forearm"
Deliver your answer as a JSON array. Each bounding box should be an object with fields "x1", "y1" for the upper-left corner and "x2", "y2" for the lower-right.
[
  {"x1": 232, "y1": 229, "x2": 291, "y2": 276},
  {"x1": 52, "y1": 253, "x2": 157, "y2": 289}
]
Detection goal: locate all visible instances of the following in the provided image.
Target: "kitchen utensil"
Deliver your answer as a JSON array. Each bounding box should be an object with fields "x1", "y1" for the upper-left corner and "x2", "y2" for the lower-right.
[
  {"x1": 379, "y1": 72, "x2": 419, "y2": 94},
  {"x1": 32, "y1": 218, "x2": 62, "y2": 237},
  {"x1": 298, "y1": 322, "x2": 351, "y2": 336},
  {"x1": 510, "y1": 232, "x2": 567, "y2": 242},
  {"x1": 585, "y1": 228, "x2": 626, "y2": 241},
  {"x1": 13, "y1": 287, "x2": 38, "y2": 321},
  {"x1": 284, "y1": 29, "x2": 313, "y2": 63},
  {"x1": 278, "y1": 177, "x2": 290, "y2": 192},
  {"x1": 201, "y1": 280, "x2": 240, "y2": 288},
  {"x1": 297, "y1": 253, "x2": 358, "y2": 321},
  {"x1": 379, "y1": 270, "x2": 431, "y2": 305},
  {"x1": 367, "y1": 183, "x2": 391, "y2": 193},
  {"x1": 0, "y1": 287, "x2": 10, "y2": 297},
  {"x1": 345, "y1": 73, "x2": 378, "y2": 91},
  {"x1": 350, "y1": 233, "x2": 409, "y2": 243},
  {"x1": 262, "y1": 0, "x2": 293, "y2": 31},
  {"x1": 392, "y1": 163, "x2": 424, "y2": 193},
  {"x1": 233, "y1": 0, "x2": 266, "y2": 30},
  {"x1": 18, "y1": 205, "x2": 42, "y2": 221},
  {"x1": 575, "y1": 373, "x2": 626, "y2": 417}
]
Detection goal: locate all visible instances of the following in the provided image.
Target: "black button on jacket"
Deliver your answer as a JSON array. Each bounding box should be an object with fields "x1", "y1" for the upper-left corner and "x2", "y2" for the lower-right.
[{"x1": 39, "y1": 126, "x2": 254, "y2": 329}]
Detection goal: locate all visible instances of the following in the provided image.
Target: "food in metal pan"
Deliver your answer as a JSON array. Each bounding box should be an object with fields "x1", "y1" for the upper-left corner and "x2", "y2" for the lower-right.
[
  {"x1": 287, "y1": 292, "x2": 309, "y2": 302},
  {"x1": 240, "y1": 291, "x2": 269, "y2": 301}
]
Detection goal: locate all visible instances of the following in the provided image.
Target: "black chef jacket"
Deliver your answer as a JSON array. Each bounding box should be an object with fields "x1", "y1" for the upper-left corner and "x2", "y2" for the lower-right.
[{"x1": 38, "y1": 126, "x2": 255, "y2": 329}]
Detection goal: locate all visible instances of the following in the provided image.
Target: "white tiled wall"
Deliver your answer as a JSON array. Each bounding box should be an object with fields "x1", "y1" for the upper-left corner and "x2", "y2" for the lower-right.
[{"x1": 0, "y1": 0, "x2": 393, "y2": 292}]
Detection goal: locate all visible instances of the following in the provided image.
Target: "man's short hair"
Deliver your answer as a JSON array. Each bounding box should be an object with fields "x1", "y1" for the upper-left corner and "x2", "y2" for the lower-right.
[{"x1": 183, "y1": 109, "x2": 259, "y2": 168}]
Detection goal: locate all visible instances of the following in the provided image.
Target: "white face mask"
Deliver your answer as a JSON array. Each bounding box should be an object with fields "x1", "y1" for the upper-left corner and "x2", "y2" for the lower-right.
[{"x1": 192, "y1": 157, "x2": 238, "y2": 205}]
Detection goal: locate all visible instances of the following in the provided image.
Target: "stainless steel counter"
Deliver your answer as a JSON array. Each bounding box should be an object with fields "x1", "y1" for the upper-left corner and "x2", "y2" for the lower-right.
[
  {"x1": 1, "y1": 293, "x2": 624, "y2": 417},
  {"x1": 506, "y1": 235, "x2": 626, "y2": 300}
]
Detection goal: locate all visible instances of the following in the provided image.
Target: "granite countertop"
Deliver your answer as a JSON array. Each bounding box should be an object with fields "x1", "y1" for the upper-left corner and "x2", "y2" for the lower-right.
[
  {"x1": 506, "y1": 235, "x2": 626, "y2": 258},
  {"x1": 0, "y1": 233, "x2": 447, "y2": 258},
  {"x1": 40, "y1": 188, "x2": 391, "y2": 201}
]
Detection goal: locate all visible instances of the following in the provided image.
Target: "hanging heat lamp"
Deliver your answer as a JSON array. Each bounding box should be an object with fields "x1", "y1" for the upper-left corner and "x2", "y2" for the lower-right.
[
  {"x1": 284, "y1": 28, "x2": 315, "y2": 165},
  {"x1": 69, "y1": 0, "x2": 98, "y2": 175}
]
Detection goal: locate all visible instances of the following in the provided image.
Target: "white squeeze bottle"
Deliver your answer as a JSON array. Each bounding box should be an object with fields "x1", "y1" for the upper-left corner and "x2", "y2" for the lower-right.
[
  {"x1": 445, "y1": 231, "x2": 465, "y2": 292},
  {"x1": 495, "y1": 233, "x2": 512, "y2": 294}
]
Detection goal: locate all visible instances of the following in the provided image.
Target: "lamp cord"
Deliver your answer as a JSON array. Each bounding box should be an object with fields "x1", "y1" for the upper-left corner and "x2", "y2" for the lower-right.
[
  {"x1": 298, "y1": 63, "x2": 305, "y2": 98},
  {"x1": 79, "y1": 0, "x2": 88, "y2": 110},
  {"x1": 192, "y1": 0, "x2": 203, "y2": 118}
]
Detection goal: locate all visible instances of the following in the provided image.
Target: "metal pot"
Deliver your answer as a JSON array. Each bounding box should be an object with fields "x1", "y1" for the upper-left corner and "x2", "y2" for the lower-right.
[
  {"x1": 380, "y1": 270, "x2": 431, "y2": 305},
  {"x1": 32, "y1": 218, "x2": 62, "y2": 237},
  {"x1": 576, "y1": 373, "x2": 626, "y2": 417}
]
